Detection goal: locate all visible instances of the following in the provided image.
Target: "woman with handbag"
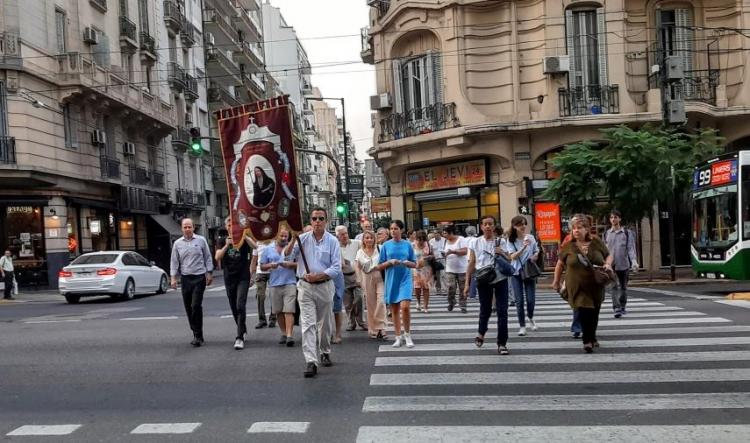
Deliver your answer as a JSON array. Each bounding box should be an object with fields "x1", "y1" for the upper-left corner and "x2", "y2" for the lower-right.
[
  {"x1": 505, "y1": 215, "x2": 541, "y2": 336},
  {"x1": 552, "y1": 214, "x2": 614, "y2": 353},
  {"x1": 464, "y1": 216, "x2": 511, "y2": 355},
  {"x1": 412, "y1": 230, "x2": 433, "y2": 313},
  {"x1": 356, "y1": 231, "x2": 388, "y2": 339}
]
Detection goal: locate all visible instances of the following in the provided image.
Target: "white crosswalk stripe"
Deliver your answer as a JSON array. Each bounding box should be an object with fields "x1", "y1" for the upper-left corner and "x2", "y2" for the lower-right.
[
  {"x1": 130, "y1": 423, "x2": 202, "y2": 434},
  {"x1": 360, "y1": 292, "x2": 750, "y2": 437},
  {"x1": 6, "y1": 425, "x2": 81, "y2": 436},
  {"x1": 247, "y1": 422, "x2": 310, "y2": 433}
]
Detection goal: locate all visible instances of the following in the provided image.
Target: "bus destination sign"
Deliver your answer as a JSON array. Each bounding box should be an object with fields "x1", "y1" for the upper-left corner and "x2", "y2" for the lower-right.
[{"x1": 693, "y1": 159, "x2": 738, "y2": 190}]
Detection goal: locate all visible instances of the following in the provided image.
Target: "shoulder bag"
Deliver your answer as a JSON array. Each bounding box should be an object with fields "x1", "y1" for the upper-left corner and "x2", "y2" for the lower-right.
[{"x1": 512, "y1": 240, "x2": 541, "y2": 280}]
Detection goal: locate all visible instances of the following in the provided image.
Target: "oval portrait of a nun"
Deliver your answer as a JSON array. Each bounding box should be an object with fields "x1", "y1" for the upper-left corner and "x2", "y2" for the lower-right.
[{"x1": 244, "y1": 155, "x2": 276, "y2": 208}]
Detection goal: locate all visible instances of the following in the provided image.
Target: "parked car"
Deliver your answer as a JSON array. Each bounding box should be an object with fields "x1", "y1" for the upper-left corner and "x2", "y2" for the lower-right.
[{"x1": 58, "y1": 251, "x2": 169, "y2": 304}]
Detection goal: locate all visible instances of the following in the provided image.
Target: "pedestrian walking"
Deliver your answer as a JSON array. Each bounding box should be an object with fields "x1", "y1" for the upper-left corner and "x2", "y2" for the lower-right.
[
  {"x1": 411, "y1": 230, "x2": 433, "y2": 313},
  {"x1": 465, "y1": 226, "x2": 479, "y2": 299},
  {"x1": 428, "y1": 229, "x2": 447, "y2": 295},
  {"x1": 603, "y1": 209, "x2": 639, "y2": 318},
  {"x1": 506, "y1": 215, "x2": 540, "y2": 336},
  {"x1": 443, "y1": 225, "x2": 469, "y2": 313},
  {"x1": 465, "y1": 216, "x2": 510, "y2": 355},
  {"x1": 336, "y1": 226, "x2": 366, "y2": 332},
  {"x1": 214, "y1": 217, "x2": 254, "y2": 350},
  {"x1": 557, "y1": 233, "x2": 581, "y2": 338},
  {"x1": 552, "y1": 214, "x2": 613, "y2": 353},
  {"x1": 355, "y1": 220, "x2": 372, "y2": 241},
  {"x1": 1, "y1": 250, "x2": 16, "y2": 300},
  {"x1": 261, "y1": 228, "x2": 298, "y2": 347},
  {"x1": 378, "y1": 220, "x2": 417, "y2": 348},
  {"x1": 285, "y1": 207, "x2": 341, "y2": 378},
  {"x1": 250, "y1": 241, "x2": 276, "y2": 329},
  {"x1": 170, "y1": 218, "x2": 214, "y2": 347},
  {"x1": 356, "y1": 231, "x2": 387, "y2": 339},
  {"x1": 376, "y1": 227, "x2": 389, "y2": 246}
]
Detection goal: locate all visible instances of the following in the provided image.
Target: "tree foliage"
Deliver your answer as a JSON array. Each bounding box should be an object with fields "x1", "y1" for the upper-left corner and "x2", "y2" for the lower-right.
[{"x1": 542, "y1": 125, "x2": 724, "y2": 223}]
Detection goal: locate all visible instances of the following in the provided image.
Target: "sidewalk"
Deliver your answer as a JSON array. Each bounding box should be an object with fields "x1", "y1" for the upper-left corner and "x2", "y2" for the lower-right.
[{"x1": 537, "y1": 267, "x2": 748, "y2": 291}]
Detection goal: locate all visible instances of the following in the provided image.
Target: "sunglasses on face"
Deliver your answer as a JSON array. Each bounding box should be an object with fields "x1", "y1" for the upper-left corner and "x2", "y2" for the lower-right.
[{"x1": 311, "y1": 217, "x2": 326, "y2": 222}]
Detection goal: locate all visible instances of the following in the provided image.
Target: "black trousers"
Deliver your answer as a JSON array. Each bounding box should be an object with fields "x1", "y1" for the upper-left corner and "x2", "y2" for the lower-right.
[
  {"x1": 181, "y1": 275, "x2": 206, "y2": 338},
  {"x1": 578, "y1": 306, "x2": 601, "y2": 344},
  {"x1": 3, "y1": 271, "x2": 14, "y2": 298},
  {"x1": 225, "y1": 276, "x2": 249, "y2": 339},
  {"x1": 477, "y1": 279, "x2": 509, "y2": 346}
]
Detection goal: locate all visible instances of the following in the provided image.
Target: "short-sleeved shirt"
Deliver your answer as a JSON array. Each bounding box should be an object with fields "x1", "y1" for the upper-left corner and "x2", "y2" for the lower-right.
[
  {"x1": 379, "y1": 239, "x2": 416, "y2": 305},
  {"x1": 560, "y1": 237, "x2": 610, "y2": 309},
  {"x1": 505, "y1": 235, "x2": 540, "y2": 276},
  {"x1": 217, "y1": 238, "x2": 251, "y2": 281},
  {"x1": 261, "y1": 245, "x2": 297, "y2": 287},
  {"x1": 253, "y1": 243, "x2": 271, "y2": 275},
  {"x1": 443, "y1": 236, "x2": 468, "y2": 274},
  {"x1": 429, "y1": 237, "x2": 447, "y2": 260}
]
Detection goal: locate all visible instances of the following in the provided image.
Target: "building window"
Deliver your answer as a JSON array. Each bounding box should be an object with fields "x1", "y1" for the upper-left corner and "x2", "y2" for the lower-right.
[
  {"x1": 392, "y1": 51, "x2": 442, "y2": 114},
  {"x1": 63, "y1": 104, "x2": 79, "y2": 149},
  {"x1": 658, "y1": 9, "x2": 694, "y2": 73},
  {"x1": 121, "y1": 53, "x2": 134, "y2": 81},
  {"x1": 138, "y1": 0, "x2": 149, "y2": 34},
  {"x1": 55, "y1": 9, "x2": 67, "y2": 54},
  {"x1": 566, "y1": 8, "x2": 608, "y2": 89},
  {"x1": 145, "y1": 65, "x2": 152, "y2": 91}
]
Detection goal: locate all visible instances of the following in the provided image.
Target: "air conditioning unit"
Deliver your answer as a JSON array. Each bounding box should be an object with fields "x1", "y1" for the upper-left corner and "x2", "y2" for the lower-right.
[
  {"x1": 91, "y1": 130, "x2": 106, "y2": 145},
  {"x1": 205, "y1": 33, "x2": 215, "y2": 47},
  {"x1": 123, "y1": 142, "x2": 136, "y2": 156},
  {"x1": 83, "y1": 27, "x2": 99, "y2": 45},
  {"x1": 370, "y1": 93, "x2": 392, "y2": 111},
  {"x1": 543, "y1": 55, "x2": 570, "y2": 74}
]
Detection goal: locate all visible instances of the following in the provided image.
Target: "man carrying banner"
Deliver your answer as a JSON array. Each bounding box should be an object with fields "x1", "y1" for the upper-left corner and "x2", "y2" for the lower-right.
[{"x1": 285, "y1": 208, "x2": 341, "y2": 378}]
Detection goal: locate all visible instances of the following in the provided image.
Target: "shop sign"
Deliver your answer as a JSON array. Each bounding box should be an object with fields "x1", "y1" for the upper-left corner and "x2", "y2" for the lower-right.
[
  {"x1": 7, "y1": 206, "x2": 33, "y2": 214},
  {"x1": 19, "y1": 233, "x2": 31, "y2": 242},
  {"x1": 371, "y1": 197, "x2": 391, "y2": 213},
  {"x1": 535, "y1": 202, "x2": 561, "y2": 242},
  {"x1": 406, "y1": 160, "x2": 486, "y2": 193},
  {"x1": 90, "y1": 220, "x2": 101, "y2": 234},
  {"x1": 422, "y1": 217, "x2": 430, "y2": 227}
]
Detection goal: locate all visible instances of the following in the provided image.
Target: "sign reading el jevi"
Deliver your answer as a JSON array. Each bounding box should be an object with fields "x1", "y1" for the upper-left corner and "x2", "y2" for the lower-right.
[
  {"x1": 535, "y1": 202, "x2": 561, "y2": 242},
  {"x1": 406, "y1": 159, "x2": 486, "y2": 193}
]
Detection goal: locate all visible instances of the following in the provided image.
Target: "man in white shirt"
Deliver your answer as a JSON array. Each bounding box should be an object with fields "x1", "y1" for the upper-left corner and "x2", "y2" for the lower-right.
[
  {"x1": 443, "y1": 225, "x2": 469, "y2": 313},
  {"x1": 250, "y1": 241, "x2": 276, "y2": 329},
  {"x1": 354, "y1": 220, "x2": 372, "y2": 241},
  {"x1": 429, "y1": 230, "x2": 447, "y2": 295},
  {"x1": 1, "y1": 250, "x2": 15, "y2": 300},
  {"x1": 336, "y1": 226, "x2": 366, "y2": 332},
  {"x1": 465, "y1": 226, "x2": 479, "y2": 299}
]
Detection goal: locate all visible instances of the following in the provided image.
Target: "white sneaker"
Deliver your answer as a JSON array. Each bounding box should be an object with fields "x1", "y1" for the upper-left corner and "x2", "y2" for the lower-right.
[
  {"x1": 527, "y1": 317, "x2": 538, "y2": 331},
  {"x1": 234, "y1": 338, "x2": 244, "y2": 350},
  {"x1": 404, "y1": 333, "x2": 415, "y2": 348},
  {"x1": 518, "y1": 327, "x2": 527, "y2": 336},
  {"x1": 392, "y1": 336, "x2": 403, "y2": 348}
]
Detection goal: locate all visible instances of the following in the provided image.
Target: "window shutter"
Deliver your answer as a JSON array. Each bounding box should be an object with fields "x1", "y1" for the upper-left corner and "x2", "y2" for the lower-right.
[
  {"x1": 426, "y1": 51, "x2": 443, "y2": 105},
  {"x1": 392, "y1": 58, "x2": 404, "y2": 113},
  {"x1": 119, "y1": 0, "x2": 128, "y2": 17},
  {"x1": 138, "y1": 0, "x2": 149, "y2": 34},
  {"x1": 565, "y1": 9, "x2": 578, "y2": 88},
  {"x1": 675, "y1": 9, "x2": 694, "y2": 74},
  {"x1": 93, "y1": 31, "x2": 111, "y2": 68},
  {"x1": 596, "y1": 7, "x2": 608, "y2": 86},
  {"x1": 55, "y1": 10, "x2": 66, "y2": 54}
]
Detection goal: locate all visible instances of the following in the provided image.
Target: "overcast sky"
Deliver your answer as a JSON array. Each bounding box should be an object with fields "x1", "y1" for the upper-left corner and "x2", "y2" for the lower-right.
[{"x1": 268, "y1": 0, "x2": 376, "y2": 160}]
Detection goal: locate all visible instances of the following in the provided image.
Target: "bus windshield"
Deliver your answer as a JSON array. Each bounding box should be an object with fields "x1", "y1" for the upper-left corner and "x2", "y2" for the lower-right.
[{"x1": 692, "y1": 184, "x2": 739, "y2": 249}]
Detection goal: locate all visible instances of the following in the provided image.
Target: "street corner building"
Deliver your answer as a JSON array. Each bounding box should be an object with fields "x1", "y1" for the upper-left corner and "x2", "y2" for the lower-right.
[
  {"x1": 0, "y1": 0, "x2": 268, "y2": 288},
  {"x1": 363, "y1": 0, "x2": 750, "y2": 272}
]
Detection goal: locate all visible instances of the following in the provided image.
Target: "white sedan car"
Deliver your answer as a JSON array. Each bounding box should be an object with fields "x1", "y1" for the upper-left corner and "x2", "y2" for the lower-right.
[{"x1": 58, "y1": 251, "x2": 169, "y2": 304}]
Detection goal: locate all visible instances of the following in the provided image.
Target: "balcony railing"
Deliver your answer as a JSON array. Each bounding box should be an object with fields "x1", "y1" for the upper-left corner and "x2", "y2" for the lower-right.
[
  {"x1": 0, "y1": 136, "x2": 16, "y2": 164},
  {"x1": 151, "y1": 171, "x2": 165, "y2": 188},
  {"x1": 379, "y1": 102, "x2": 459, "y2": 143},
  {"x1": 172, "y1": 126, "x2": 190, "y2": 149},
  {"x1": 119, "y1": 16, "x2": 138, "y2": 46},
  {"x1": 367, "y1": 0, "x2": 390, "y2": 16},
  {"x1": 208, "y1": 82, "x2": 241, "y2": 106},
  {"x1": 360, "y1": 27, "x2": 373, "y2": 64},
  {"x1": 649, "y1": 69, "x2": 719, "y2": 105},
  {"x1": 180, "y1": 20, "x2": 197, "y2": 47},
  {"x1": 167, "y1": 62, "x2": 186, "y2": 91},
  {"x1": 139, "y1": 32, "x2": 157, "y2": 57},
  {"x1": 184, "y1": 72, "x2": 199, "y2": 101},
  {"x1": 100, "y1": 156, "x2": 120, "y2": 179},
  {"x1": 90, "y1": 0, "x2": 108, "y2": 12},
  {"x1": 121, "y1": 187, "x2": 160, "y2": 214},
  {"x1": 164, "y1": 0, "x2": 184, "y2": 33},
  {"x1": 129, "y1": 166, "x2": 151, "y2": 185},
  {"x1": 558, "y1": 85, "x2": 620, "y2": 117},
  {"x1": 175, "y1": 189, "x2": 205, "y2": 207}
]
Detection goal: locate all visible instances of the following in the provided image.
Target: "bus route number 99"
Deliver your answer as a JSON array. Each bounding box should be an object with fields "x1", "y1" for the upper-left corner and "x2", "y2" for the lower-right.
[{"x1": 698, "y1": 169, "x2": 712, "y2": 186}]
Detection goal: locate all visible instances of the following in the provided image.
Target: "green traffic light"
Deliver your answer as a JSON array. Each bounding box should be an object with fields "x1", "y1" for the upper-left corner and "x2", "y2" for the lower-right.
[
  {"x1": 190, "y1": 139, "x2": 202, "y2": 155},
  {"x1": 336, "y1": 203, "x2": 346, "y2": 214}
]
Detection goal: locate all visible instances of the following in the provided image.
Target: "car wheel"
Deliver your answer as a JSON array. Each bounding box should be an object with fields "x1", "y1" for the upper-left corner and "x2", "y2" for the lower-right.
[
  {"x1": 65, "y1": 295, "x2": 80, "y2": 304},
  {"x1": 121, "y1": 279, "x2": 135, "y2": 301},
  {"x1": 157, "y1": 275, "x2": 168, "y2": 294}
]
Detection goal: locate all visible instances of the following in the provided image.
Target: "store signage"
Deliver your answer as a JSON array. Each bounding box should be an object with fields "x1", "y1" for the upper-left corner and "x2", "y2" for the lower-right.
[
  {"x1": 406, "y1": 159, "x2": 486, "y2": 193},
  {"x1": 7, "y1": 206, "x2": 33, "y2": 214},
  {"x1": 90, "y1": 220, "x2": 101, "y2": 235},
  {"x1": 370, "y1": 197, "x2": 391, "y2": 213},
  {"x1": 348, "y1": 175, "x2": 364, "y2": 191},
  {"x1": 693, "y1": 159, "x2": 738, "y2": 190},
  {"x1": 535, "y1": 202, "x2": 561, "y2": 242}
]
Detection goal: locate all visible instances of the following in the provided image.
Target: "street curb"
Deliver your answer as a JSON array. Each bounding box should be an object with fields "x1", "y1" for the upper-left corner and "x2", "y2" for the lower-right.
[{"x1": 537, "y1": 278, "x2": 733, "y2": 290}]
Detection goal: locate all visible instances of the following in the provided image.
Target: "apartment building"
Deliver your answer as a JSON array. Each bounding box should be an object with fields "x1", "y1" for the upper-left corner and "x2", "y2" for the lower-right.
[{"x1": 363, "y1": 0, "x2": 750, "y2": 269}]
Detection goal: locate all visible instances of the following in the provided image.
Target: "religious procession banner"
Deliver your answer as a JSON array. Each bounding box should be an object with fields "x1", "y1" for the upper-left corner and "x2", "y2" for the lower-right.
[{"x1": 217, "y1": 95, "x2": 303, "y2": 245}]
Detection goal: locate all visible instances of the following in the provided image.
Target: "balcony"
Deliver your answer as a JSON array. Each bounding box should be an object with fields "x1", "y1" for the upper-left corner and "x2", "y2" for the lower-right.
[
  {"x1": 204, "y1": 8, "x2": 236, "y2": 43},
  {"x1": 360, "y1": 27, "x2": 373, "y2": 64},
  {"x1": 378, "y1": 102, "x2": 459, "y2": 143},
  {"x1": 366, "y1": 0, "x2": 390, "y2": 16},
  {"x1": 129, "y1": 166, "x2": 152, "y2": 185},
  {"x1": 171, "y1": 126, "x2": 190, "y2": 150},
  {"x1": 184, "y1": 72, "x2": 199, "y2": 102},
  {"x1": 151, "y1": 171, "x2": 165, "y2": 188},
  {"x1": 121, "y1": 187, "x2": 160, "y2": 214},
  {"x1": 0, "y1": 32, "x2": 21, "y2": 70},
  {"x1": 167, "y1": 62, "x2": 186, "y2": 92},
  {"x1": 246, "y1": 73, "x2": 265, "y2": 100},
  {"x1": 139, "y1": 32, "x2": 157, "y2": 61},
  {"x1": 649, "y1": 69, "x2": 719, "y2": 105},
  {"x1": 0, "y1": 136, "x2": 16, "y2": 165},
  {"x1": 180, "y1": 20, "x2": 197, "y2": 47},
  {"x1": 100, "y1": 156, "x2": 120, "y2": 179},
  {"x1": 119, "y1": 16, "x2": 138, "y2": 50},
  {"x1": 233, "y1": 7, "x2": 262, "y2": 41},
  {"x1": 235, "y1": 40, "x2": 263, "y2": 68},
  {"x1": 90, "y1": 0, "x2": 108, "y2": 12},
  {"x1": 558, "y1": 85, "x2": 620, "y2": 117},
  {"x1": 163, "y1": 0, "x2": 184, "y2": 34},
  {"x1": 208, "y1": 82, "x2": 242, "y2": 107},
  {"x1": 175, "y1": 189, "x2": 205, "y2": 208},
  {"x1": 206, "y1": 46, "x2": 241, "y2": 83}
]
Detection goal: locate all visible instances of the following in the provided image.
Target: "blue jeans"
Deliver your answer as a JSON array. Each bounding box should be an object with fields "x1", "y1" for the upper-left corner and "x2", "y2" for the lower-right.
[
  {"x1": 510, "y1": 275, "x2": 536, "y2": 327},
  {"x1": 571, "y1": 309, "x2": 582, "y2": 334},
  {"x1": 469, "y1": 275, "x2": 478, "y2": 299},
  {"x1": 333, "y1": 272, "x2": 344, "y2": 313},
  {"x1": 477, "y1": 279, "x2": 509, "y2": 346}
]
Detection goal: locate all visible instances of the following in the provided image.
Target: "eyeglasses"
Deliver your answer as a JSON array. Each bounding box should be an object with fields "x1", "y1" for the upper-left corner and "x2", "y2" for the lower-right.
[{"x1": 311, "y1": 217, "x2": 326, "y2": 222}]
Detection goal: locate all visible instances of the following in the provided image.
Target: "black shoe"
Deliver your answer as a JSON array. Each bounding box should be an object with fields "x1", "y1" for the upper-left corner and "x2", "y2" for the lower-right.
[
  {"x1": 286, "y1": 338, "x2": 295, "y2": 347},
  {"x1": 304, "y1": 362, "x2": 317, "y2": 378},
  {"x1": 346, "y1": 325, "x2": 356, "y2": 331},
  {"x1": 321, "y1": 353, "x2": 333, "y2": 367},
  {"x1": 268, "y1": 320, "x2": 276, "y2": 328},
  {"x1": 461, "y1": 307, "x2": 467, "y2": 314},
  {"x1": 255, "y1": 321, "x2": 267, "y2": 329},
  {"x1": 447, "y1": 304, "x2": 454, "y2": 312},
  {"x1": 190, "y1": 338, "x2": 202, "y2": 347},
  {"x1": 279, "y1": 335, "x2": 287, "y2": 345}
]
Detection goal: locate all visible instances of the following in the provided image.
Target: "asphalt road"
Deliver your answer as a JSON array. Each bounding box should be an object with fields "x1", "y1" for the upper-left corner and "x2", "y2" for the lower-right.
[{"x1": 1, "y1": 277, "x2": 750, "y2": 442}]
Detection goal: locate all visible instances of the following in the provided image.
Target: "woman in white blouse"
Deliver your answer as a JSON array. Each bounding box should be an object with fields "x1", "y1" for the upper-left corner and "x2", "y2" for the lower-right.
[{"x1": 356, "y1": 230, "x2": 387, "y2": 339}]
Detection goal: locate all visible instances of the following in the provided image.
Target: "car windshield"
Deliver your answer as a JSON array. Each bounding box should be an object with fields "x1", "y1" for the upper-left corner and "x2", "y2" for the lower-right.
[{"x1": 70, "y1": 254, "x2": 119, "y2": 265}]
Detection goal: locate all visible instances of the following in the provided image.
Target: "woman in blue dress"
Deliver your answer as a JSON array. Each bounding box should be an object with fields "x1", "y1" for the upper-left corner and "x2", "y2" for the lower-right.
[{"x1": 378, "y1": 220, "x2": 417, "y2": 348}]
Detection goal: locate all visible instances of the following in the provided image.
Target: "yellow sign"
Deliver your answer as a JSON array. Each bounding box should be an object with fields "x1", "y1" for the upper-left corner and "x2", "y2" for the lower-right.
[
  {"x1": 370, "y1": 197, "x2": 391, "y2": 213},
  {"x1": 406, "y1": 159, "x2": 486, "y2": 193}
]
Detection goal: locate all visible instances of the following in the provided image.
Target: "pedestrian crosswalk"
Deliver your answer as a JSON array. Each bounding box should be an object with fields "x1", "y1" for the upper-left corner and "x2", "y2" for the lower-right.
[
  {"x1": 357, "y1": 292, "x2": 750, "y2": 442},
  {"x1": 4, "y1": 421, "x2": 310, "y2": 437}
]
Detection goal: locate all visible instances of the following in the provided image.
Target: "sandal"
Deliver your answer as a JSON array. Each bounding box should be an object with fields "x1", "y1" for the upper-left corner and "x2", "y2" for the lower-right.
[
  {"x1": 498, "y1": 345, "x2": 509, "y2": 355},
  {"x1": 583, "y1": 343, "x2": 594, "y2": 353},
  {"x1": 593, "y1": 340, "x2": 600, "y2": 348},
  {"x1": 474, "y1": 336, "x2": 484, "y2": 348}
]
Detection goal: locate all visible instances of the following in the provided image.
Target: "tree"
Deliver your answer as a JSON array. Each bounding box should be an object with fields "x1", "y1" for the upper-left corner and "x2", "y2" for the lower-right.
[{"x1": 543, "y1": 125, "x2": 723, "y2": 277}]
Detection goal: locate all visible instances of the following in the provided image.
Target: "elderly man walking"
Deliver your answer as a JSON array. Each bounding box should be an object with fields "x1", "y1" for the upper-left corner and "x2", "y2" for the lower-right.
[
  {"x1": 286, "y1": 207, "x2": 341, "y2": 378},
  {"x1": 336, "y1": 226, "x2": 367, "y2": 332},
  {"x1": 170, "y1": 218, "x2": 214, "y2": 347},
  {"x1": 1, "y1": 250, "x2": 15, "y2": 300}
]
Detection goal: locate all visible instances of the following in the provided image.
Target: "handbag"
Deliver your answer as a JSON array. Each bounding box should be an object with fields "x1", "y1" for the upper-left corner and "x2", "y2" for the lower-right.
[
  {"x1": 592, "y1": 265, "x2": 616, "y2": 286},
  {"x1": 558, "y1": 280, "x2": 568, "y2": 301},
  {"x1": 521, "y1": 259, "x2": 542, "y2": 280},
  {"x1": 475, "y1": 265, "x2": 497, "y2": 285}
]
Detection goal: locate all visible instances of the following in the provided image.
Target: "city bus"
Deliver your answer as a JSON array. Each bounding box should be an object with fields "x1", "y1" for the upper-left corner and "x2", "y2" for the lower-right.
[{"x1": 691, "y1": 151, "x2": 750, "y2": 279}]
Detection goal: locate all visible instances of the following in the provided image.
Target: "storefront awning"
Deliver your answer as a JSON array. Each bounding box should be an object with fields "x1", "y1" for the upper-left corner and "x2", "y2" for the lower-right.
[
  {"x1": 149, "y1": 214, "x2": 183, "y2": 238},
  {"x1": 66, "y1": 197, "x2": 116, "y2": 210},
  {"x1": 0, "y1": 196, "x2": 49, "y2": 206},
  {"x1": 414, "y1": 187, "x2": 472, "y2": 202}
]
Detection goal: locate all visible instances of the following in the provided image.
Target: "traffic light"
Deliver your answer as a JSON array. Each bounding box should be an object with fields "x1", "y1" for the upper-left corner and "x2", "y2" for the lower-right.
[
  {"x1": 336, "y1": 201, "x2": 348, "y2": 216},
  {"x1": 189, "y1": 127, "x2": 202, "y2": 156}
]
